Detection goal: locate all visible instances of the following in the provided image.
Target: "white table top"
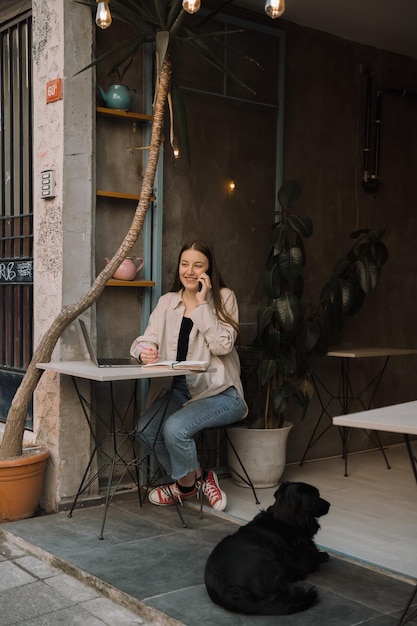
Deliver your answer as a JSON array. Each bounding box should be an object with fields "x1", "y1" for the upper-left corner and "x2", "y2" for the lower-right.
[
  {"x1": 327, "y1": 347, "x2": 417, "y2": 359},
  {"x1": 37, "y1": 360, "x2": 195, "y2": 382},
  {"x1": 333, "y1": 400, "x2": 417, "y2": 435}
]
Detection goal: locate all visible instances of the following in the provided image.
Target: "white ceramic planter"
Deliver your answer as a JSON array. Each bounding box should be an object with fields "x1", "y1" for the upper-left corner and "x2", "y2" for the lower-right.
[{"x1": 227, "y1": 421, "x2": 293, "y2": 488}]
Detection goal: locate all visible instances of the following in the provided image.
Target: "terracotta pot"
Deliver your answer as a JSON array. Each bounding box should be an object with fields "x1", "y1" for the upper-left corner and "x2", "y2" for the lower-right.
[
  {"x1": 0, "y1": 447, "x2": 49, "y2": 522},
  {"x1": 227, "y1": 422, "x2": 293, "y2": 488}
]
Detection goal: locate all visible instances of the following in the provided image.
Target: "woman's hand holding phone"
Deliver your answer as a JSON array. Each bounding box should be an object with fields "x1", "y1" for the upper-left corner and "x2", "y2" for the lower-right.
[{"x1": 196, "y1": 273, "x2": 211, "y2": 304}]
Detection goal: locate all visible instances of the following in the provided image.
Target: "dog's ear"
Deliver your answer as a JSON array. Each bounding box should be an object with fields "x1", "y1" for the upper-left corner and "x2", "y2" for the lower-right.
[
  {"x1": 273, "y1": 482, "x2": 289, "y2": 502},
  {"x1": 273, "y1": 482, "x2": 320, "y2": 535}
]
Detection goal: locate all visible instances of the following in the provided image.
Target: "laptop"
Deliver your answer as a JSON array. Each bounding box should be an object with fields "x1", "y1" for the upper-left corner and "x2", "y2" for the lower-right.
[{"x1": 79, "y1": 319, "x2": 140, "y2": 368}]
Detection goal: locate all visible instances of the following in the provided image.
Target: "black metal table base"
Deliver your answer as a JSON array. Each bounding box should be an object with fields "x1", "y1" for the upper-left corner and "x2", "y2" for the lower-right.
[
  {"x1": 301, "y1": 356, "x2": 393, "y2": 475},
  {"x1": 398, "y1": 582, "x2": 417, "y2": 625},
  {"x1": 68, "y1": 376, "x2": 192, "y2": 538}
]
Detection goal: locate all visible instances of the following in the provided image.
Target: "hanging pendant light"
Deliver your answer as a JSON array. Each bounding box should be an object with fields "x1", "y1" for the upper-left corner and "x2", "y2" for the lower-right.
[
  {"x1": 265, "y1": 0, "x2": 285, "y2": 19},
  {"x1": 96, "y1": 1, "x2": 112, "y2": 29},
  {"x1": 182, "y1": 0, "x2": 201, "y2": 15}
]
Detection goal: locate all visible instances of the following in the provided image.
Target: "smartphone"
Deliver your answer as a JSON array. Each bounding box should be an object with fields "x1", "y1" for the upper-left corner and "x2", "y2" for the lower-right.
[{"x1": 198, "y1": 281, "x2": 203, "y2": 292}]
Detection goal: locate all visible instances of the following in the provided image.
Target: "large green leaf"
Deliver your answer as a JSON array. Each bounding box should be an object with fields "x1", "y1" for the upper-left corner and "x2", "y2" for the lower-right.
[
  {"x1": 345, "y1": 280, "x2": 366, "y2": 317},
  {"x1": 295, "y1": 234, "x2": 307, "y2": 266},
  {"x1": 277, "y1": 180, "x2": 302, "y2": 209},
  {"x1": 274, "y1": 292, "x2": 301, "y2": 332},
  {"x1": 264, "y1": 263, "x2": 281, "y2": 299},
  {"x1": 322, "y1": 279, "x2": 355, "y2": 315},
  {"x1": 259, "y1": 359, "x2": 276, "y2": 386},
  {"x1": 272, "y1": 387, "x2": 288, "y2": 417},
  {"x1": 287, "y1": 215, "x2": 313, "y2": 238},
  {"x1": 279, "y1": 244, "x2": 303, "y2": 280},
  {"x1": 310, "y1": 314, "x2": 331, "y2": 357},
  {"x1": 359, "y1": 241, "x2": 389, "y2": 267},
  {"x1": 271, "y1": 224, "x2": 288, "y2": 251},
  {"x1": 304, "y1": 316, "x2": 322, "y2": 353},
  {"x1": 257, "y1": 306, "x2": 273, "y2": 337},
  {"x1": 355, "y1": 257, "x2": 380, "y2": 292}
]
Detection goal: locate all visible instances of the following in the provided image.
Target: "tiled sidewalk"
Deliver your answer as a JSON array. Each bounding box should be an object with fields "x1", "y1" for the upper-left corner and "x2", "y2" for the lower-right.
[
  {"x1": 2, "y1": 492, "x2": 417, "y2": 626},
  {"x1": 0, "y1": 533, "x2": 160, "y2": 625}
]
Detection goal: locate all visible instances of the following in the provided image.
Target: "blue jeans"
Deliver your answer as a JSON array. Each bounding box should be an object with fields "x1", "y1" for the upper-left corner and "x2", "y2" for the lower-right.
[{"x1": 136, "y1": 377, "x2": 245, "y2": 480}]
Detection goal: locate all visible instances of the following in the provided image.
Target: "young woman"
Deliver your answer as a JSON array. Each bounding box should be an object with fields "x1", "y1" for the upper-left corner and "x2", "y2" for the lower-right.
[{"x1": 130, "y1": 240, "x2": 247, "y2": 511}]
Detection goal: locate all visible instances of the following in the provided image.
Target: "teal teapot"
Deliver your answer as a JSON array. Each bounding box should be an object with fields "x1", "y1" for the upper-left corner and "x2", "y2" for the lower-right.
[{"x1": 98, "y1": 84, "x2": 137, "y2": 111}]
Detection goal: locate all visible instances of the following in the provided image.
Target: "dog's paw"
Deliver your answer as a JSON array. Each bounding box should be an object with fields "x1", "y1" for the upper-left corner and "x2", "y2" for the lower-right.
[{"x1": 318, "y1": 550, "x2": 330, "y2": 562}]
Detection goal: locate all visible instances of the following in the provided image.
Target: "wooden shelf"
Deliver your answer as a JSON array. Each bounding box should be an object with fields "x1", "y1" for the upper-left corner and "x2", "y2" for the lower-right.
[
  {"x1": 96, "y1": 106, "x2": 153, "y2": 122},
  {"x1": 97, "y1": 190, "x2": 140, "y2": 201},
  {"x1": 96, "y1": 190, "x2": 156, "y2": 202},
  {"x1": 105, "y1": 279, "x2": 155, "y2": 287}
]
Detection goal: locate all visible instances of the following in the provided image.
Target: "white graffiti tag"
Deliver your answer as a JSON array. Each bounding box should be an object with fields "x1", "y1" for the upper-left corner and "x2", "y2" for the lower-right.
[{"x1": 0, "y1": 262, "x2": 17, "y2": 281}]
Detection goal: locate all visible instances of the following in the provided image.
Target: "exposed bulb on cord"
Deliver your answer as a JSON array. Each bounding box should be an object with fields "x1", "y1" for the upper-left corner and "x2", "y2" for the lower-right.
[
  {"x1": 96, "y1": 1, "x2": 112, "y2": 29},
  {"x1": 265, "y1": 0, "x2": 285, "y2": 19},
  {"x1": 182, "y1": 0, "x2": 201, "y2": 15}
]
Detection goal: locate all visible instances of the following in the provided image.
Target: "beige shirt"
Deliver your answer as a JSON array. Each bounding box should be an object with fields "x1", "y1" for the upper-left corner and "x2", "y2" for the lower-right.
[{"x1": 130, "y1": 288, "x2": 248, "y2": 418}]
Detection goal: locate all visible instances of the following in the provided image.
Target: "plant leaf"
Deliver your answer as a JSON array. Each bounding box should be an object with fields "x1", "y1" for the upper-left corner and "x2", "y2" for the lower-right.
[
  {"x1": 274, "y1": 292, "x2": 301, "y2": 332},
  {"x1": 279, "y1": 244, "x2": 303, "y2": 280},
  {"x1": 287, "y1": 215, "x2": 313, "y2": 238},
  {"x1": 257, "y1": 306, "x2": 273, "y2": 337},
  {"x1": 156, "y1": 31, "x2": 170, "y2": 72},
  {"x1": 259, "y1": 359, "x2": 276, "y2": 386},
  {"x1": 271, "y1": 224, "x2": 288, "y2": 251},
  {"x1": 322, "y1": 279, "x2": 354, "y2": 315},
  {"x1": 264, "y1": 263, "x2": 281, "y2": 299},
  {"x1": 355, "y1": 257, "x2": 380, "y2": 292},
  {"x1": 277, "y1": 180, "x2": 302, "y2": 209}
]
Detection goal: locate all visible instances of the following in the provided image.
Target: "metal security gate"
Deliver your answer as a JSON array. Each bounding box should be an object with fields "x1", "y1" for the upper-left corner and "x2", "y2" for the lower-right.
[{"x1": 0, "y1": 8, "x2": 33, "y2": 426}]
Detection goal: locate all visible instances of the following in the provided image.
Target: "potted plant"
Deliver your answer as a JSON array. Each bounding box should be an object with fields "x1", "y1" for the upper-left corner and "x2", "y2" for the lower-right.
[{"x1": 228, "y1": 180, "x2": 388, "y2": 487}]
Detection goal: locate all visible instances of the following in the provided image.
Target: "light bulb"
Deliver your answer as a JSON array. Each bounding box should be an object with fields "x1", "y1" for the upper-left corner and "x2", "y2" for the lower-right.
[
  {"x1": 182, "y1": 0, "x2": 201, "y2": 15},
  {"x1": 265, "y1": 0, "x2": 285, "y2": 19},
  {"x1": 227, "y1": 180, "x2": 236, "y2": 193},
  {"x1": 96, "y1": 1, "x2": 112, "y2": 29}
]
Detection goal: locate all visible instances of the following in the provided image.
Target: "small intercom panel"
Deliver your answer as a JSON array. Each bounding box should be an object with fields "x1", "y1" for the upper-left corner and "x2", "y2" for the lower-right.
[{"x1": 40, "y1": 170, "x2": 56, "y2": 199}]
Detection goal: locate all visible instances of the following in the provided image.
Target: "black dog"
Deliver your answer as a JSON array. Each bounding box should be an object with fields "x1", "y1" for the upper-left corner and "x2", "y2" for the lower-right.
[{"x1": 204, "y1": 481, "x2": 330, "y2": 615}]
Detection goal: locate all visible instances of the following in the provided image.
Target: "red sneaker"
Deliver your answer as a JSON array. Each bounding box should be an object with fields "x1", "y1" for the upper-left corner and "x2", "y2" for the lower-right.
[
  {"x1": 148, "y1": 483, "x2": 198, "y2": 506},
  {"x1": 202, "y1": 470, "x2": 227, "y2": 511}
]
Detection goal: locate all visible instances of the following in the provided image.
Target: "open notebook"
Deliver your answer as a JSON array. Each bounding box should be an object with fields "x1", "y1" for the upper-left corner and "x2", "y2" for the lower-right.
[
  {"x1": 79, "y1": 320, "x2": 139, "y2": 368},
  {"x1": 142, "y1": 360, "x2": 209, "y2": 371}
]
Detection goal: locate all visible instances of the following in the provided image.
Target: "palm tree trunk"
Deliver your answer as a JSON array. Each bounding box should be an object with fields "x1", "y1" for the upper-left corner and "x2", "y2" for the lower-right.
[{"x1": 0, "y1": 56, "x2": 172, "y2": 460}]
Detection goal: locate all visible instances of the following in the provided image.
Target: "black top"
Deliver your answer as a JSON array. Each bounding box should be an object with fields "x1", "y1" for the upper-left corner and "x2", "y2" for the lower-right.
[{"x1": 176, "y1": 316, "x2": 194, "y2": 361}]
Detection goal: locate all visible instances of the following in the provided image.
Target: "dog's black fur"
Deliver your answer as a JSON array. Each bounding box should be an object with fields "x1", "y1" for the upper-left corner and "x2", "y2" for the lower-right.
[{"x1": 204, "y1": 481, "x2": 330, "y2": 615}]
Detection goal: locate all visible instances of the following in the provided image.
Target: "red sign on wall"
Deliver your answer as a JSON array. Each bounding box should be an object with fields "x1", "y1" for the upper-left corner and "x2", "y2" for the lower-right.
[{"x1": 46, "y1": 78, "x2": 62, "y2": 104}]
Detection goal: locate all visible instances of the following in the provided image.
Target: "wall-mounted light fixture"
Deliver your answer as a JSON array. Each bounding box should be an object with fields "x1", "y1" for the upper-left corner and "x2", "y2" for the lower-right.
[
  {"x1": 265, "y1": 0, "x2": 285, "y2": 19},
  {"x1": 96, "y1": 1, "x2": 112, "y2": 29},
  {"x1": 227, "y1": 179, "x2": 236, "y2": 193},
  {"x1": 172, "y1": 140, "x2": 180, "y2": 159},
  {"x1": 182, "y1": 0, "x2": 201, "y2": 14}
]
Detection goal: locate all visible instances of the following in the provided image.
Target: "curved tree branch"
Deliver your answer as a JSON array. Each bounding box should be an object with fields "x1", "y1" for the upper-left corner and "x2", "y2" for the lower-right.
[{"x1": 0, "y1": 56, "x2": 172, "y2": 460}]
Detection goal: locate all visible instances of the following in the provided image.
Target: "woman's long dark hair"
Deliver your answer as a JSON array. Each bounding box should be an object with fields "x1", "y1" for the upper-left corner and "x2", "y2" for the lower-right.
[{"x1": 170, "y1": 240, "x2": 240, "y2": 336}]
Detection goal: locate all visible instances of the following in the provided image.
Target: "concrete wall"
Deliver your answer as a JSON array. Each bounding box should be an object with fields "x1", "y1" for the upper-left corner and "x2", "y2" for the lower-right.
[{"x1": 32, "y1": 0, "x2": 95, "y2": 509}]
